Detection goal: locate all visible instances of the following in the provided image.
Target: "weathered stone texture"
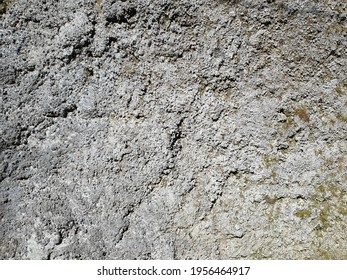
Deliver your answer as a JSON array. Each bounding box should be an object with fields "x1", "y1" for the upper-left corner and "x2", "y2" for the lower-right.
[{"x1": 1, "y1": 0, "x2": 346, "y2": 259}]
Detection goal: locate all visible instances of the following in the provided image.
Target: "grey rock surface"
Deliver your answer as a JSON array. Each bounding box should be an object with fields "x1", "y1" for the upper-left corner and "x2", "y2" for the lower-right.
[{"x1": 1, "y1": 0, "x2": 346, "y2": 259}]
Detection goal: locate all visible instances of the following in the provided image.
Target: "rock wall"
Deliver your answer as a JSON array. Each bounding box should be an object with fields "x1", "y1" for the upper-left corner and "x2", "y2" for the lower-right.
[{"x1": 1, "y1": 0, "x2": 346, "y2": 259}]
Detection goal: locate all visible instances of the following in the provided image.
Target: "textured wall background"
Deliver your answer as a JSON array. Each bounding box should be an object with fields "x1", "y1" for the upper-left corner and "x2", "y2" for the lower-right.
[{"x1": 1, "y1": 0, "x2": 346, "y2": 259}]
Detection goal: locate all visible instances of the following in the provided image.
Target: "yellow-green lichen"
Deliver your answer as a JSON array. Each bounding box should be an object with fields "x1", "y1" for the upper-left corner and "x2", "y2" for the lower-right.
[
  {"x1": 263, "y1": 155, "x2": 278, "y2": 169},
  {"x1": 271, "y1": 170, "x2": 277, "y2": 179},
  {"x1": 295, "y1": 209, "x2": 312, "y2": 219},
  {"x1": 311, "y1": 184, "x2": 347, "y2": 233},
  {"x1": 282, "y1": 116, "x2": 294, "y2": 130},
  {"x1": 318, "y1": 204, "x2": 331, "y2": 231},
  {"x1": 319, "y1": 69, "x2": 332, "y2": 82},
  {"x1": 335, "y1": 113, "x2": 347, "y2": 123},
  {"x1": 317, "y1": 249, "x2": 331, "y2": 260},
  {"x1": 289, "y1": 184, "x2": 347, "y2": 250},
  {"x1": 160, "y1": 178, "x2": 168, "y2": 186},
  {"x1": 251, "y1": 247, "x2": 270, "y2": 260},
  {"x1": 313, "y1": 248, "x2": 347, "y2": 260},
  {"x1": 335, "y1": 79, "x2": 347, "y2": 95}
]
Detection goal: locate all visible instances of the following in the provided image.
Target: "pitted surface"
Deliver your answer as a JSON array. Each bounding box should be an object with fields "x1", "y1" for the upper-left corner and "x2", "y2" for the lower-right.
[{"x1": 1, "y1": 0, "x2": 346, "y2": 259}]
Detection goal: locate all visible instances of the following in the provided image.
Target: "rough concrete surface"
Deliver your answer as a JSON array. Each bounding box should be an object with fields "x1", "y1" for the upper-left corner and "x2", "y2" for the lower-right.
[{"x1": 0, "y1": 0, "x2": 346, "y2": 259}]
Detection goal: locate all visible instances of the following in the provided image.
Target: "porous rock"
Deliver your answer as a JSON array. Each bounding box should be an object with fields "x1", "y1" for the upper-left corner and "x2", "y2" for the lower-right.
[{"x1": 0, "y1": 0, "x2": 346, "y2": 259}]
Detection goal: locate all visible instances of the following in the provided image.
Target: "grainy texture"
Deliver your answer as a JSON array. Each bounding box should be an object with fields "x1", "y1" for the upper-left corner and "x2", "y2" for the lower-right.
[{"x1": 1, "y1": 0, "x2": 346, "y2": 259}]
